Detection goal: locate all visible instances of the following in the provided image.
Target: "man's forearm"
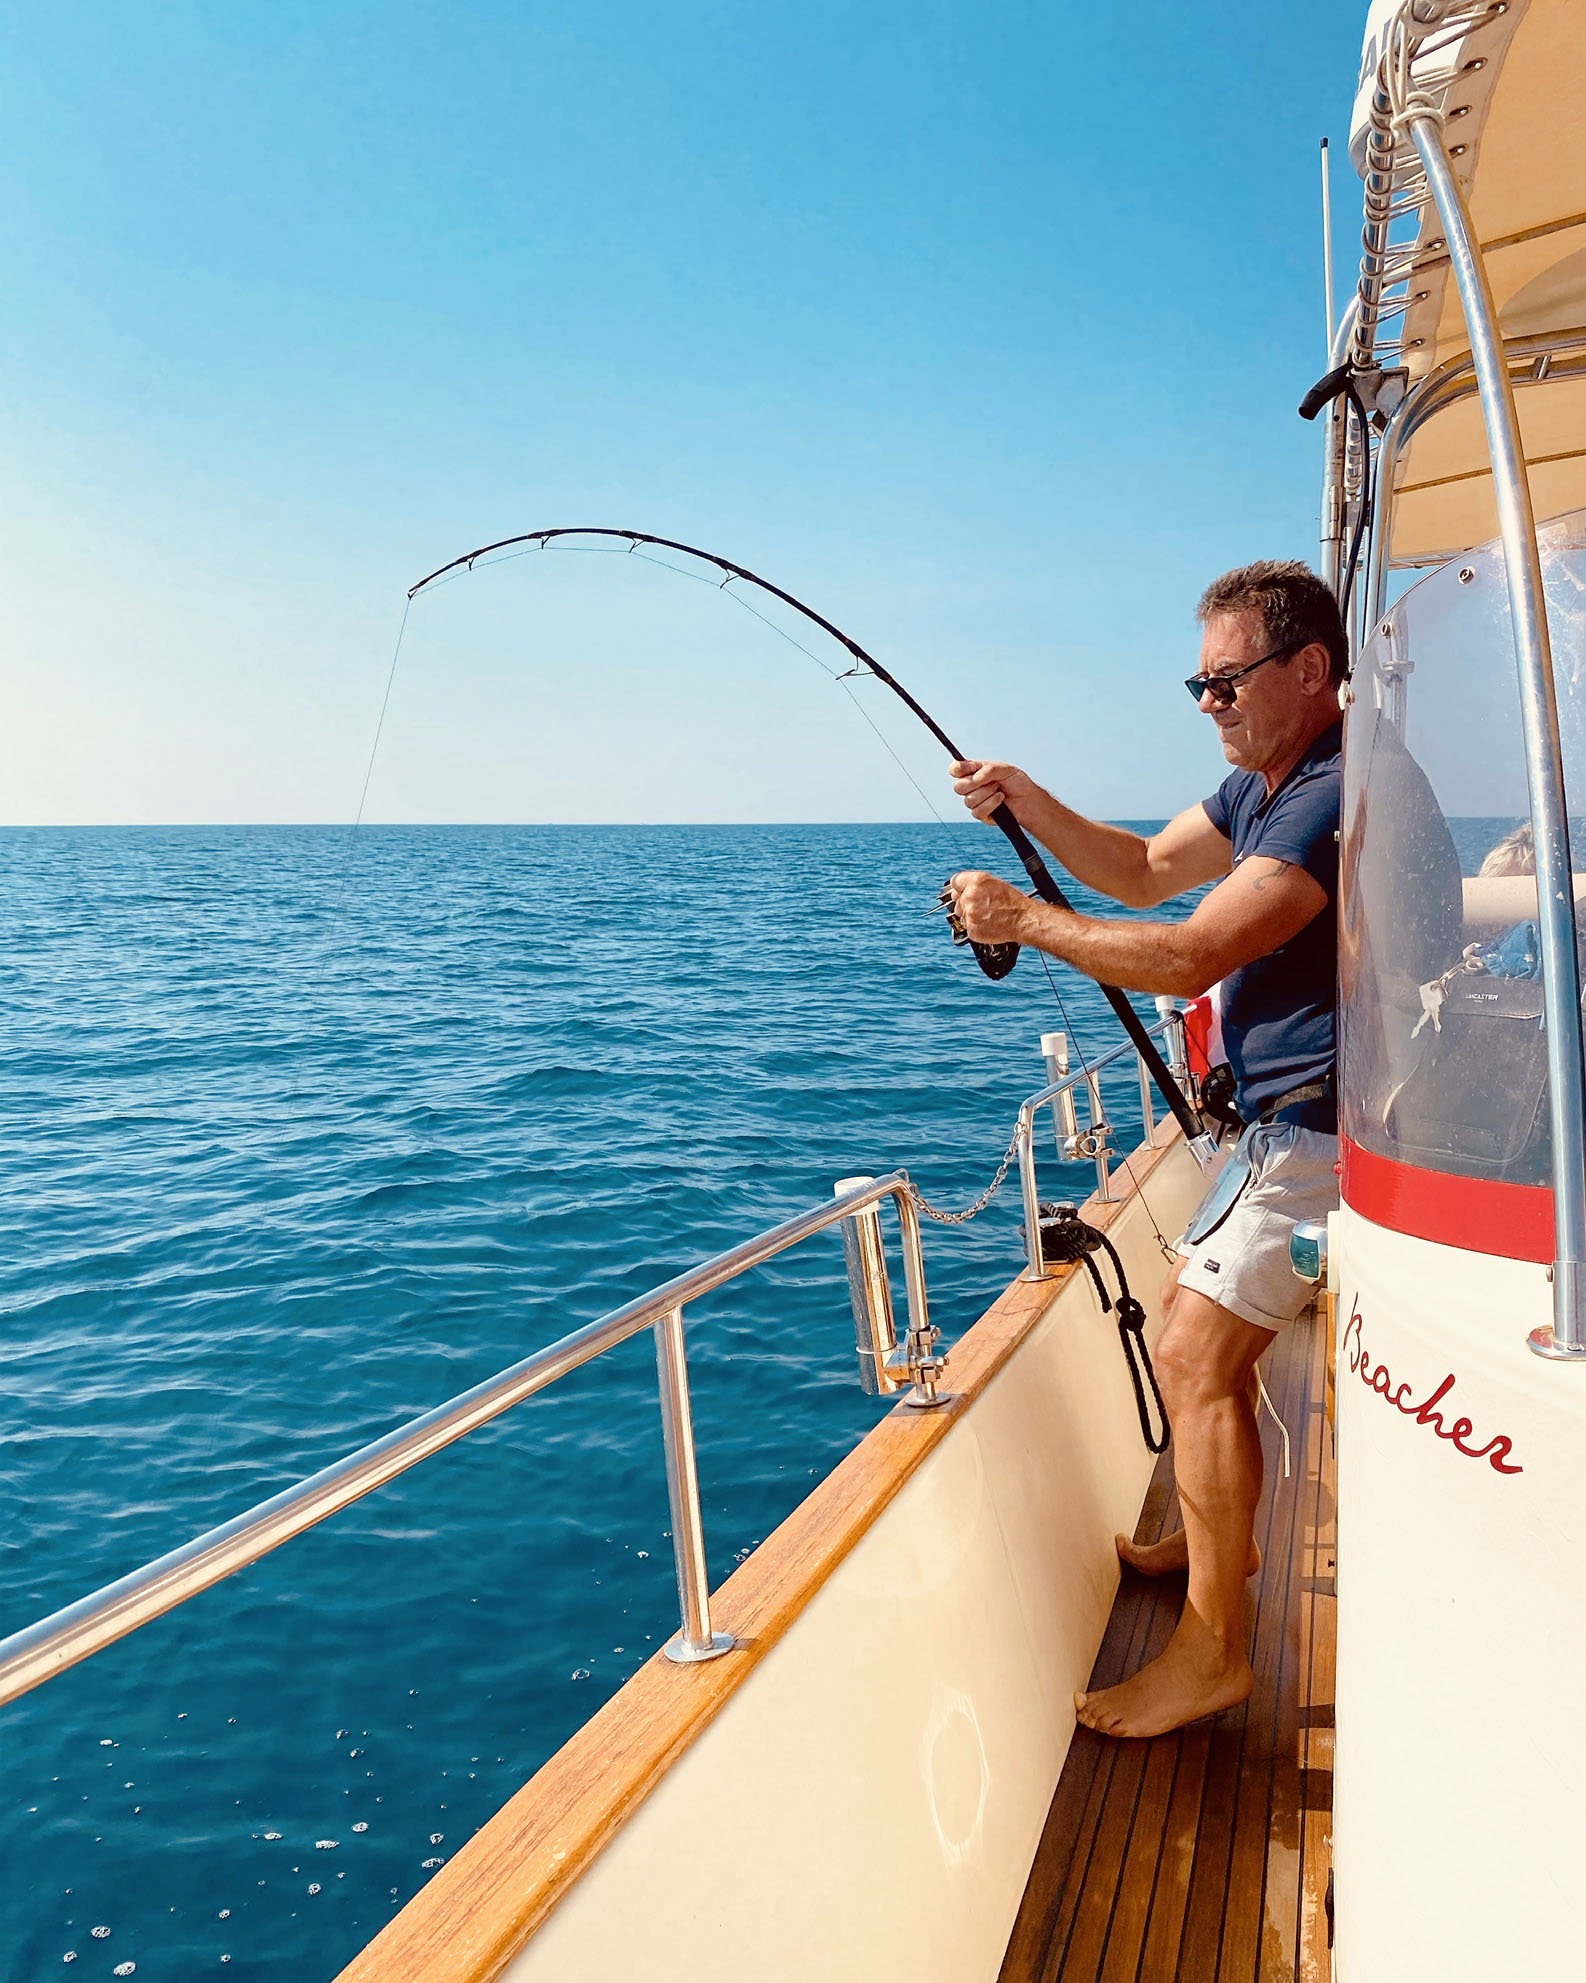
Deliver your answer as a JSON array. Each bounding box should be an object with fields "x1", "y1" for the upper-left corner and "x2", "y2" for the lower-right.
[
  {"x1": 1013, "y1": 789, "x2": 1162, "y2": 908},
  {"x1": 1019, "y1": 901, "x2": 1214, "y2": 999}
]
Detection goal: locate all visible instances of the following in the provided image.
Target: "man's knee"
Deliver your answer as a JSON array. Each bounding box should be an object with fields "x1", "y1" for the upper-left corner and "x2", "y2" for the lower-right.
[
  {"x1": 1151, "y1": 1318, "x2": 1204, "y2": 1411},
  {"x1": 1154, "y1": 1286, "x2": 1275, "y2": 1411}
]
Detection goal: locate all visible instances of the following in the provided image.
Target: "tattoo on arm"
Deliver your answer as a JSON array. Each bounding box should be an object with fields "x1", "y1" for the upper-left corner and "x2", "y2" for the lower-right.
[{"x1": 1249, "y1": 859, "x2": 1293, "y2": 894}]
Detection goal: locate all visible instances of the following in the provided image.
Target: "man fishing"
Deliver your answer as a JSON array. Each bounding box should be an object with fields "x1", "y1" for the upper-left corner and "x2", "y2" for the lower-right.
[{"x1": 946, "y1": 559, "x2": 1343, "y2": 1740}]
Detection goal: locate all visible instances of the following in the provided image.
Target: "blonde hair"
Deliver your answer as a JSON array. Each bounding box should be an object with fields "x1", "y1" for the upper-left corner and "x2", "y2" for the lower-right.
[{"x1": 1479, "y1": 822, "x2": 1534, "y2": 878}]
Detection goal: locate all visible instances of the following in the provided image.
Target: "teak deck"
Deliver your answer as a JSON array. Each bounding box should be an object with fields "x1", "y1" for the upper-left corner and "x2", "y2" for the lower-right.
[{"x1": 1000, "y1": 1306, "x2": 1335, "y2": 1983}]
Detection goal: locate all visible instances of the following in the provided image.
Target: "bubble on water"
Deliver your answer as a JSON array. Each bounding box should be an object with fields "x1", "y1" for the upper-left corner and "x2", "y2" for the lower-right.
[
  {"x1": 218, "y1": 1909, "x2": 230, "y2": 1919},
  {"x1": 113, "y1": 1966, "x2": 136, "y2": 1977},
  {"x1": 429, "y1": 1833, "x2": 444, "y2": 1845},
  {"x1": 351, "y1": 1822, "x2": 368, "y2": 1833},
  {"x1": 99, "y1": 1740, "x2": 113, "y2": 1748},
  {"x1": 315, "y1": 1840, "x2": 338, "y2": 1850},
  {"x1": 91, "y1": 1927, "x2": 111, "y2": 1939},
  {"x1": 637, "y1": 1550, "x2": 648, "y2": 1559},
  {"x1": 123, "y1": 1782, "x2": 134, "y2": 1789},
  {"x1": 570, "y1": 1668, "x2": 591, "y2": 1682},
  {"x1": 613, "y1": 1646, "x2": 625, "y2": 1654},
  {"x1": 263, "y1": 1831, "x2": 282, "y2": 1841},
  {"x1": 335, "y1": 1729, "x2": 348, "y2": 1739},
  {"x1": 308, "y1": 1882, "x2": 322, "y2": 1895},
  {"x1": 421, "y1": 1857, "x2": 444, "y2": 1870},
  {"x1": 61, "y1": 1957, "x2": 75, "y2": 1966}
]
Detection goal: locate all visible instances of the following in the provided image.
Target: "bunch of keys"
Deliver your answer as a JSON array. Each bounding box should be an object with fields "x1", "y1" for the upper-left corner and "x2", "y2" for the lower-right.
[
  {"x1": 936, "y1": 880, "x2": 1021, "y2": 982},
  {"x1": 1411, "y1": 941, "x2": 1488, "y2": 1037}
]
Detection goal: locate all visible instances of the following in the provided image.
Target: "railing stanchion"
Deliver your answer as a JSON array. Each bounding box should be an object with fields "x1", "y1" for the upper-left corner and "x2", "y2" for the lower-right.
[
  {"x1": 1155, "y1": 996, "x2": 1191, "y2": 1149},
  {"x1": 1086, "y1": 1072, "x2": 1114, "y2": 1202},
  {"x1": 654, "y1": 1305, "x2": 735, "y2": 1663},
  {"x1": 1406, "y1": 112, "x2": 1586, "y2": 1359},
  {"x1": 1019, "y1": 1106, "x2": 1046, "y2": 1280}
]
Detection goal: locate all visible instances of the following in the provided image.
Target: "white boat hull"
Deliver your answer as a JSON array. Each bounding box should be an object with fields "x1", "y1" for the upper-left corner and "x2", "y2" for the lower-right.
[{"x1": 1332, "y1": 1205, "x2": 1585, "y2": 1981}]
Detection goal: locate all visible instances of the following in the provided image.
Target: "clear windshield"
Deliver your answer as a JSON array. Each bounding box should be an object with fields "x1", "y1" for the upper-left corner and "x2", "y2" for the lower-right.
[{"x1": 1341, "y1": 506, "x2": 1586, "y2": 1184}]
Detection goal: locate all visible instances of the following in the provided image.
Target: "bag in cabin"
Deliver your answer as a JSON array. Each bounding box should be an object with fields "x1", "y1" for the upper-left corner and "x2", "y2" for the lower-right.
[{"x1": 1382, "y1": 920, "x2": 1556, "y2": 1184}]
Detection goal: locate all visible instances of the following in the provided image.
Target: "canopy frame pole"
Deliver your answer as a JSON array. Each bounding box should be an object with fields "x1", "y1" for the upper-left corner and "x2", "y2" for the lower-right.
[
  {"x1": 1406, "y1": 107, "x2": 1586, "y2": 1358},
  {"x1": 1321, "y1": 298, "x2": 1362, "y2": 608}
]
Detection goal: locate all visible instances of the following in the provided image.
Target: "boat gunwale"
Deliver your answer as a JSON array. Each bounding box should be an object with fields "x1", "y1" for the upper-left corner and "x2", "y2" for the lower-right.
[{"x1": 335, "y1": 1126, "x2": 1188, "y2": 1983}]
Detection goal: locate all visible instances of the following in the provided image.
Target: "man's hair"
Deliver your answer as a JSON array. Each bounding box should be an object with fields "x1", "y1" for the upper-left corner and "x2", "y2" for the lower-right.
[{"x1": 1196, "y1": 560, "x2": 1349, "y2": 687}]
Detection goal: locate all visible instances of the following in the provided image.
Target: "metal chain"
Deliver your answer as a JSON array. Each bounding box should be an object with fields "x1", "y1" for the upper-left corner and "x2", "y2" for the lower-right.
[{"x1": 906, "y1": 1120, "x2": 1022, "y2": 1225}]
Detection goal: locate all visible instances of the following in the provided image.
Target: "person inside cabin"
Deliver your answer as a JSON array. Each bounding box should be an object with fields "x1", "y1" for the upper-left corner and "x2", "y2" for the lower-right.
[
  {"x1": 945, "y1": 560, "x2": 1343, "y2": 1740},
  {"x1": 1479, "y1": 820, "x2": 1534, "y2": 876}
]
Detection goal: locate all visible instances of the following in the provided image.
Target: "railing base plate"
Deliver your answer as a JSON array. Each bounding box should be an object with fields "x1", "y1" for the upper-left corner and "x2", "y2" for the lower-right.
[
  {"x1": 663, "y1": 1629, "x2": 737, "y2": 1664},
  {"x1": 1527, "y1": 1325, "x2": 1586, "y2": 1362}
]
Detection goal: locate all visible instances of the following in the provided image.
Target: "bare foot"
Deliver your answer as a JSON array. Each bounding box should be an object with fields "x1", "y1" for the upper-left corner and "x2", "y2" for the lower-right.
[
  {"x1": 1074, "y1": 1607, "x2": 1253, "y2": 1739},
  {"x1": 1115, "y1": 1527, "x2": 1261, "y2": 1579}
]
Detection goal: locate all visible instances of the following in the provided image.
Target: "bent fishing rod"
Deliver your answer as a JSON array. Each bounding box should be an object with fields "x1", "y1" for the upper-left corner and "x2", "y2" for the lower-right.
[{"x1": 407, "y1": 526, "x2": 1209, "y2": 1148}]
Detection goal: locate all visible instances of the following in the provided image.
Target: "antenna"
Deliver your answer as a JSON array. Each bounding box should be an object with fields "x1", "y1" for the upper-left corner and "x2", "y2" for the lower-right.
[{"x1": 1320, "y1": 136, "x2": 1335, "y2": 358}]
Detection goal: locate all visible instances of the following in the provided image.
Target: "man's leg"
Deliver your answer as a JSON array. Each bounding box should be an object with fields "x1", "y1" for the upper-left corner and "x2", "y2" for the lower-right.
[
  {"x1": 1116, "y1": 1254, "x2": 1261, "y2": 1580},
  {"x1": 1075, "y1": 1281, "x2": 1276, "y2": 1739}
]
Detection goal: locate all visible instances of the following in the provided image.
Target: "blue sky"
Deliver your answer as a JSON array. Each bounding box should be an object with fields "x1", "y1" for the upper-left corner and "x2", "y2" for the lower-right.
[{"x1": 0, "y1": 0, "x2": 1370, "y2": 824}]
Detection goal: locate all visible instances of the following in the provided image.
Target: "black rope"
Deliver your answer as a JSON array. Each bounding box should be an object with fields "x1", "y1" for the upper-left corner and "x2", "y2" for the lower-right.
[{"x1": 1031, "y1": 1202, "x2": 1170, "y2": 1455}]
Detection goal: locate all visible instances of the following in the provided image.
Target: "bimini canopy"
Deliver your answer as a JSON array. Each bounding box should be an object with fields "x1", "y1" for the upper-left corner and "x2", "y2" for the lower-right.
[{"x1": 1349, "y1": 0, "x2": 1586, "y2": 564}]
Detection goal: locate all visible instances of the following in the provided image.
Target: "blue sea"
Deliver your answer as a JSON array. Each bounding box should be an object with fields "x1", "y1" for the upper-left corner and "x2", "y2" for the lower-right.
[{"x1": 0, "y1": 824, "x2": 1175, "y2": 1981}]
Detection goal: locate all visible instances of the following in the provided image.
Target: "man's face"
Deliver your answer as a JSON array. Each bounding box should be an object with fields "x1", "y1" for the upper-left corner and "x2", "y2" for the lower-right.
[{"x1": 1195, "y1": 607, "x2": 1319, "y2": 773}]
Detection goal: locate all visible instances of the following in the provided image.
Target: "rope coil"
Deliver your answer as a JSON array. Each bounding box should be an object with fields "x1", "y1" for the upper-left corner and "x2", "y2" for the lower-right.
[{"x1": 1035, "y1": 1202, "x2": 1170, "y2": 1454}]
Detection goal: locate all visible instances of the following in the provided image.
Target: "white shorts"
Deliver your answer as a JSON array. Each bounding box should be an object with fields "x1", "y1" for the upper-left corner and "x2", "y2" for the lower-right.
[{"x1": 1176, "y1": 1122, "x2": 1339, "y2": 1331}]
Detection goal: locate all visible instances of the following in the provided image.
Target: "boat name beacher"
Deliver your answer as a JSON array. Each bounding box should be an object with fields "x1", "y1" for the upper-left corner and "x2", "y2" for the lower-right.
[{"x1": 1340, "y1": 1299, "x2": 1522, "y2": 1475}]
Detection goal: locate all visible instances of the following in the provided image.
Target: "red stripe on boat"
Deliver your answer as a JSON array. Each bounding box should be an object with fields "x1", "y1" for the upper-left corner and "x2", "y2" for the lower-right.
[{"x1": 1339, "y1": 1135, "x2": 1554, "y2": 1264}]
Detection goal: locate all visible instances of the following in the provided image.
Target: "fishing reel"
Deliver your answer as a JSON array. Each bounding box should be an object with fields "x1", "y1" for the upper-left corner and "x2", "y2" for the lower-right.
[{"x1": 937, "y1": 880, "x2": 1020, "y2": 981}]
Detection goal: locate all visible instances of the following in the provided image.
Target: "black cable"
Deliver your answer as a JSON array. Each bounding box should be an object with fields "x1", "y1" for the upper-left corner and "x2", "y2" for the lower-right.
[
  {"x1": 1339, "y1": 383, "x2": 1374, "y2": 643},
  {"x1": 1298, "y1": 363, "x2": 1375, "y2": 650}
]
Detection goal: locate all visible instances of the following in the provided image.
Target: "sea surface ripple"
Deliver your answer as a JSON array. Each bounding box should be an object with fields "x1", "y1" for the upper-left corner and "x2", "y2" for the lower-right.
[{"x1": 0, "y1": 823, "x2": 1183, "y2": 1980}]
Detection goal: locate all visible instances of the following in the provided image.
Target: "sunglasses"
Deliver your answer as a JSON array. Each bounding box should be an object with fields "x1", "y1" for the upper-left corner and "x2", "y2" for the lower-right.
[{"x1": 1184, "y1": 642, "x2": 1299, "y2": 707}]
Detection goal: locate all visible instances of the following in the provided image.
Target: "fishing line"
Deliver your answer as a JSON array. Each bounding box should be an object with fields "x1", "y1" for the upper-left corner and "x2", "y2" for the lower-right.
[
  {"x1": 430, "y1": 531, "x2": 968, "y2": 838},
  {"x1": 351, "y1": 597, "x2": 411, "y2": 838},
  {"x1": 1034, "y1": 950, "x2": 1177, "y2": 1265}
]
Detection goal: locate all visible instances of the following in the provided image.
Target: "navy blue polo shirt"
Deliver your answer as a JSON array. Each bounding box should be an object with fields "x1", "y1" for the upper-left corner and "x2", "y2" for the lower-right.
[{"x1": 1201, "y1": 720, "x2": 1342, "y2": 1130}]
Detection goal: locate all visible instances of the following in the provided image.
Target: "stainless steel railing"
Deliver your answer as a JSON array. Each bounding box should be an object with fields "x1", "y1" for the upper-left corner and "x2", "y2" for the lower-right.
[
  {"x1": 1016, "y1": 1007, "x2": 1195, "y2": 1280},
  {"x1": 0, "y1": 1173, "x2": 937, "y2": 1709}
]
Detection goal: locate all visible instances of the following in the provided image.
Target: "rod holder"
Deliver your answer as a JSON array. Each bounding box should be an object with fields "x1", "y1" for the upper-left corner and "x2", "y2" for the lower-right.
[
  {"x1": 654, "y1": 1306, "x2": 735, "y2": 1663},
  {"x1": 1040, "y1": 1032, "x2": 1080, "y2": 1148},
  {"x1": 835, "y1": 1175, "x2": 903, "y2": 1395}
]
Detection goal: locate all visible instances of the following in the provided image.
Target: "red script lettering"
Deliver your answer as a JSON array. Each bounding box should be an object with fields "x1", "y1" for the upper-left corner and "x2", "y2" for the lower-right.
[{"x1": 1340, "y1": 1301, "x2": 1522, "y2": 1475}]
